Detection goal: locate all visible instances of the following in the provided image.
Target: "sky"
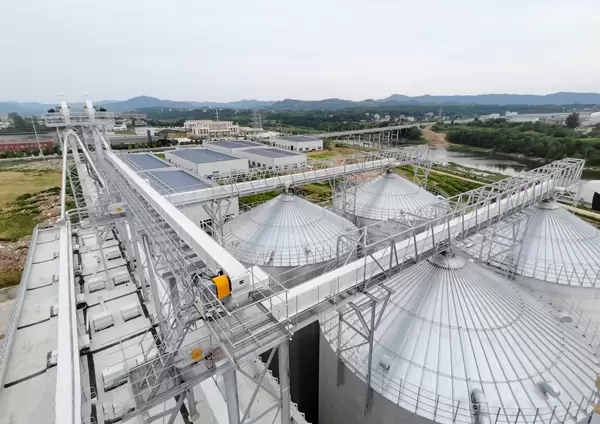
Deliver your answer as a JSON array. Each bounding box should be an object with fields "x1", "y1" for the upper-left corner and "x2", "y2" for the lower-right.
[{"x1": 2, "y1": 0, "x2": 600, "y2": 103}]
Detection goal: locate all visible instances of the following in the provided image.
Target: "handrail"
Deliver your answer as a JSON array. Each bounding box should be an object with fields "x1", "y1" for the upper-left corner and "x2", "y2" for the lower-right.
[{"x1": 0, "y1": 226, "x2": 41, "y2": 389}]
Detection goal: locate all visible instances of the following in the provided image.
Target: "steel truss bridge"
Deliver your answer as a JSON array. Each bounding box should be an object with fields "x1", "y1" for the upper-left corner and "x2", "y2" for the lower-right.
[{"x1": 40, "y1": 101, "x2": 584, "y2": 424}]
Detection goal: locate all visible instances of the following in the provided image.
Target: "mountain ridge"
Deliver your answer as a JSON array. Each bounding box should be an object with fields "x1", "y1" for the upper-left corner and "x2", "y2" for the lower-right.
[{"x1": 2, "y1": 92, "x2": 600, "y2": 114}]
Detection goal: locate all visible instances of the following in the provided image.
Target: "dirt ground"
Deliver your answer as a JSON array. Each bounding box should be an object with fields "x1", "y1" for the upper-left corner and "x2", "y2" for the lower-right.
[{"x1": 421, "y1": 127, "x2": 450, "y2": 147}]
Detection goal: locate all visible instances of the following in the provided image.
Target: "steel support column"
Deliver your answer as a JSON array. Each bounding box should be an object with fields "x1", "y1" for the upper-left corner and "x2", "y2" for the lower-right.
[
  {"x1": 224, "y1": 368, "x2": 241, "y2": 424},
  {"x1": 278, "y1": 341, "x2": 291, "y2": 424}
]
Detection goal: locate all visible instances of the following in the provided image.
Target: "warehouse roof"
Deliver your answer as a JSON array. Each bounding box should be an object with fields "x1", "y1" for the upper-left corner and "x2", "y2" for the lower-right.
[
  {"x1": 146, "y1": 169, "x2": 211, "y2": 193},
  {"x1": 207, "y1": 140, "x2": 263, "y2": 149},
  {"x1": 121, "y1": 153, "x2": 170, "y2": 170},
  {"x1": 276, "y1": 135, "x2": 322, "y2": 142},
  {"x1": 169, "y1": 148, "x2": 239, "y2": 164},
  {"x1": 244, "y1": 147, "x2": 303, "y2": 158}
]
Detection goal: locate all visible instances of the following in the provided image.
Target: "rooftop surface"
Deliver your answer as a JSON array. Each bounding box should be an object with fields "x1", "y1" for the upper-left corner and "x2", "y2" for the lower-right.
[
  {"x1": 206, "y1": 140, "x2": 263, "y2": 149},
  {"x1": 276, "y1": 135, "x2": 322, "y2": 142},
  {"x1": 146, "y1": 169, "x2": 212, "y2": 193},
  {"x1": 168, "y1": 148, "x2": 240, "y2": 164},
  {"x1": 121, "y1": 153, "x2": 170, "y2": 170},
  {"x1": 244, "y1": 147, "x2": 303, "y2": 158}
]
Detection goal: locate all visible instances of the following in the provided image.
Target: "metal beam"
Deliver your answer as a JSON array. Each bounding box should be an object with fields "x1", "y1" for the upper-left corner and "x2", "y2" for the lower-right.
[
  {"x1": 278, "y1": 342, "x2": 291, "y2": 424},
  {"x1": 224, "y1": 369, "x2": 241, "y2": 424}
]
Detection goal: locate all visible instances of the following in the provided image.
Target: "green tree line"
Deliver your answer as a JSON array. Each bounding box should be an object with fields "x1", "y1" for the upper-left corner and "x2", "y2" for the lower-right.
[{"x1": 445, "y1": 122, "x2": 600, "y2": 165}]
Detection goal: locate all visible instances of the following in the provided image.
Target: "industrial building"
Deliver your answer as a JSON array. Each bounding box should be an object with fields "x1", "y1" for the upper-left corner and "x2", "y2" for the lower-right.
[
  {"x1": 204, "y1": 139, "x2": 265, "y2": 155},
  {"x1": 270, "y1": 135, "x2": 323, "y2": 152},
  {"x1": 165, "y1": 148, "x2": 249, "y2": 177},
  {"x1": 184, "y1": 120, "x2": 240, "y2": 138},
  {"x1": 1, "y1": 101, "x2": 599, "y2": 424},
  {"x1": 240, "y1": 147, "x2": 306, "y2": 168}
]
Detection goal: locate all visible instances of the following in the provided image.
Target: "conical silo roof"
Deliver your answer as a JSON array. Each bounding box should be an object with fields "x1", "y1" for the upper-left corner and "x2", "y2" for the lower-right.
[
  {"x1": 336, "y1": 170, "x2": 439, "y2": 221},
  {"x1": 223, "y1": 193, "x2": 357, "y2": 268},
  {"x1": 322, "y1": 251, "x2": 599, "y2": 423},
  {"x1": 461, "y1": 199, "x2": 600, "y2": 287}
]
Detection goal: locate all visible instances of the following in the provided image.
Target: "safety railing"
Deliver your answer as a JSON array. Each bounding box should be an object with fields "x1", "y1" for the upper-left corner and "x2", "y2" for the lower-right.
[{"x1": 0, "y1": 226, "x2": 41, "y2": 389}]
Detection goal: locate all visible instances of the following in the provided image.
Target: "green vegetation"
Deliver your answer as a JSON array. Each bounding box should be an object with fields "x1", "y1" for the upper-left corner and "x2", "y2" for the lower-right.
[
  {"x1": 434, "y1": 119, "x2": 600, "y2": 165},
  {"x1": 0, "y1": 169, "x2": 62, "y2": 205},
  {"x1": 0, "y1": 187, "x2": 60, "y2": 242},
  {"x1": 239, "y1": 190, "x2": 283, "y2": 206},
  {"x1": 565, "y1": 112, "x2": 580, "y2": 129},
  {"x1": 154, "y1": 152, "x2": 165, "y2": 159},
  {"x1": 0, "y1": 270, "x2": 22, "y2": 289},
  {"x1": 0, "y1": 112, "x2": 49, "y2": 134}
]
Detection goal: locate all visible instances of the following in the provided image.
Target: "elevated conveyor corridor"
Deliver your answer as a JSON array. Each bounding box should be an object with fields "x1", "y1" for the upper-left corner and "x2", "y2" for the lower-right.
[{"x1": 166, "y1": 146, "x2": 429, "y2": 206}]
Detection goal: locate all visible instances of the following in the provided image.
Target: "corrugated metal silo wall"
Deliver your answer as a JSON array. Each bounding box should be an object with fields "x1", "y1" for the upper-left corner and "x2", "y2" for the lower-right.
[
  {"x1": 261, "y1": 321, "x2": 321, "y2": 423},
  {"x1": 318, "y1": 329, "x2": 434, "y2": 424}
]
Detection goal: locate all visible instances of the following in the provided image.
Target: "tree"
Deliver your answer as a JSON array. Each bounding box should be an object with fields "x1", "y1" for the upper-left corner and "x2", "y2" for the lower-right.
[{"x1": 565, "y1": 112, "x2": 580, "y2": 129}]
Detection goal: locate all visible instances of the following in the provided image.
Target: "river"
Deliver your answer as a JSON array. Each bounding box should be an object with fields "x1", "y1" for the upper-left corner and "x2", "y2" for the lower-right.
[{"x1": 428, "y1": 147, "x2": 600, "y2": 204}]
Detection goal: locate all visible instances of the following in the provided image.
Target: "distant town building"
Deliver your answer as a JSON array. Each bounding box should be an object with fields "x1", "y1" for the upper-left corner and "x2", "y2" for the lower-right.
[
  {"x1": 111, "y1": 123, "x2": 128, "y2": 132},
  {"x1": 0, "y1": 121, "x2": 11, "y2": 129},
  {"x1": 0, "y1": 139, "x2": 54, "y2": 152},
  {"x1": 406, "y1": 116, "x2": 416, "y2": 122},
  {"x1": 184, "y1": 120, "x2": 240, "y2": 138}
]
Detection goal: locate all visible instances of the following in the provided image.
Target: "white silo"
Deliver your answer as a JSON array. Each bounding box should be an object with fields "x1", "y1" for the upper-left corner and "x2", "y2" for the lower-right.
[
  {"x1": 319, "y1": 250, "x2": 600, "y2": 424},
  {"x1": 461, "y1": 198, "x2": 600, "y2": 324},
  {"x1": 222, "y1": 192, "x2": 358, "y2": 287},
  {"x1": 334, "y1": 169, "x2": 441, "y2": 241}
]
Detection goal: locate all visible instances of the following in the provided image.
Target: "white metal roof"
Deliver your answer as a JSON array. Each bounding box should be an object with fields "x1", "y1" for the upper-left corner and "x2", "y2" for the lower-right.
[
  {"x1": 461, "y1": 200, "x2": 600, "y2": 287},
  {"x1": 322, "y1": 251, "x2": 600, "y2": 423},
  {"x1": 335, "y1": 170, "x2": 439, "y2": 221},
  {"x1": 223, "y1": 193, "x2": 358, "y2": 267}
]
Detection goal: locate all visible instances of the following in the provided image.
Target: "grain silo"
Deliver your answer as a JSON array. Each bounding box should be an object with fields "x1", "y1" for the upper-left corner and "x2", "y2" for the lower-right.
[
  {"x1": 222, "y1": 191, "x2": 358, "y2": 423},
  {"x1": 334, "y1": 169, "x2": 440, "y2": 241},
  {"x1": 461, "y1": 198, "x2": 600, "y2": 324},
  {"x1": 319, "y1": 250, "x2": 599, "y2": 424},
  {"x1": 222, "y1": 192, "x2": 358, "y2": 288}
]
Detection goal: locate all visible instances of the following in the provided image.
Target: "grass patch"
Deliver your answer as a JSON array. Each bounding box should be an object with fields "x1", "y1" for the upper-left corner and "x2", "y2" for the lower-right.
[
  {"x1": 0, "y1": 185, "x2": 61, "y2": 242},
  {"x1": 0, "y1": 270, "x2": 22, "y2": 289},
  {"x1": 154, "y1": 153, "x2": 165, "y2": 159},
  {"x1": 0, "y1": 170, "x2": 61, "y2": 206},
  {"x1": 240, "y1": 190, "x2": 283, "y2": 205}
]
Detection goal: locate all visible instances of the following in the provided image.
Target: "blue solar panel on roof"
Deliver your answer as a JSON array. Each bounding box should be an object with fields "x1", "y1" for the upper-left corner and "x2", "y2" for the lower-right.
[
  {"x1": 147, "y1": 170, "x2": 211, "y2": 192},
  {"x1": 122, "y1": 153, "x2": 170, "y2": 170},
  {"x1": 244, "y1": 147, "x2": 303, "y2": 158},
  {"x1": 169, "y1": 149, "x2": 239, "y2": 164}
]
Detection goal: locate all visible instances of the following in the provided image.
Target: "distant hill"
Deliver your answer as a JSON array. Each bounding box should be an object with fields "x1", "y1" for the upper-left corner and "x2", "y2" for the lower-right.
[{"x1": 2, "y1": 92, "x2": 600, "y2": 115}]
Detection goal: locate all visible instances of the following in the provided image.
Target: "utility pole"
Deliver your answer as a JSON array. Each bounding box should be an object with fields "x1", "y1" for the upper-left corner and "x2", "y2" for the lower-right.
[
  {"x1": 438, "y1": 104, "x2": 443, "y2": 120},
  {"x1": 31, "y1": 116, "x2": 46, "y2": 164}
]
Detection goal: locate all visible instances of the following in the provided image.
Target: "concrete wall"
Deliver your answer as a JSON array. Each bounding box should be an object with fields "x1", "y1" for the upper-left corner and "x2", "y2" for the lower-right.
[
  {"x1": 240, "y1": 150, "x2": 306, "y2": 168},
  {"x1": 271, "y1": 139, "x2": 323, "y2": 152},
  {"x1": 179, "y1": 199, "x2": 240, "y2": 228},
  {"x1": 319, "y1": 329, "x2": 434, "y2": 424},
  {"x1": 165, "y1": 151, "x2": 197, "y2": 172},
  {"x1": 195, "y1": 157, "x2": 248, "y2": 178}
]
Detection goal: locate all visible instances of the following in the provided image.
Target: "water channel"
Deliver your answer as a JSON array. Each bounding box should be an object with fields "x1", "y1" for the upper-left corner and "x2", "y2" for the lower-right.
[{"x1": 428, "y1": 147, "x2": 600, "y2": 204}]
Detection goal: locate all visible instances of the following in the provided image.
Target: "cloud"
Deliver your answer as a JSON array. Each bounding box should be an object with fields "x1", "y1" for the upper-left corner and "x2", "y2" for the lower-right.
[{"x1": 1, "y1": 0, "x2": 599, "y2": 102}]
